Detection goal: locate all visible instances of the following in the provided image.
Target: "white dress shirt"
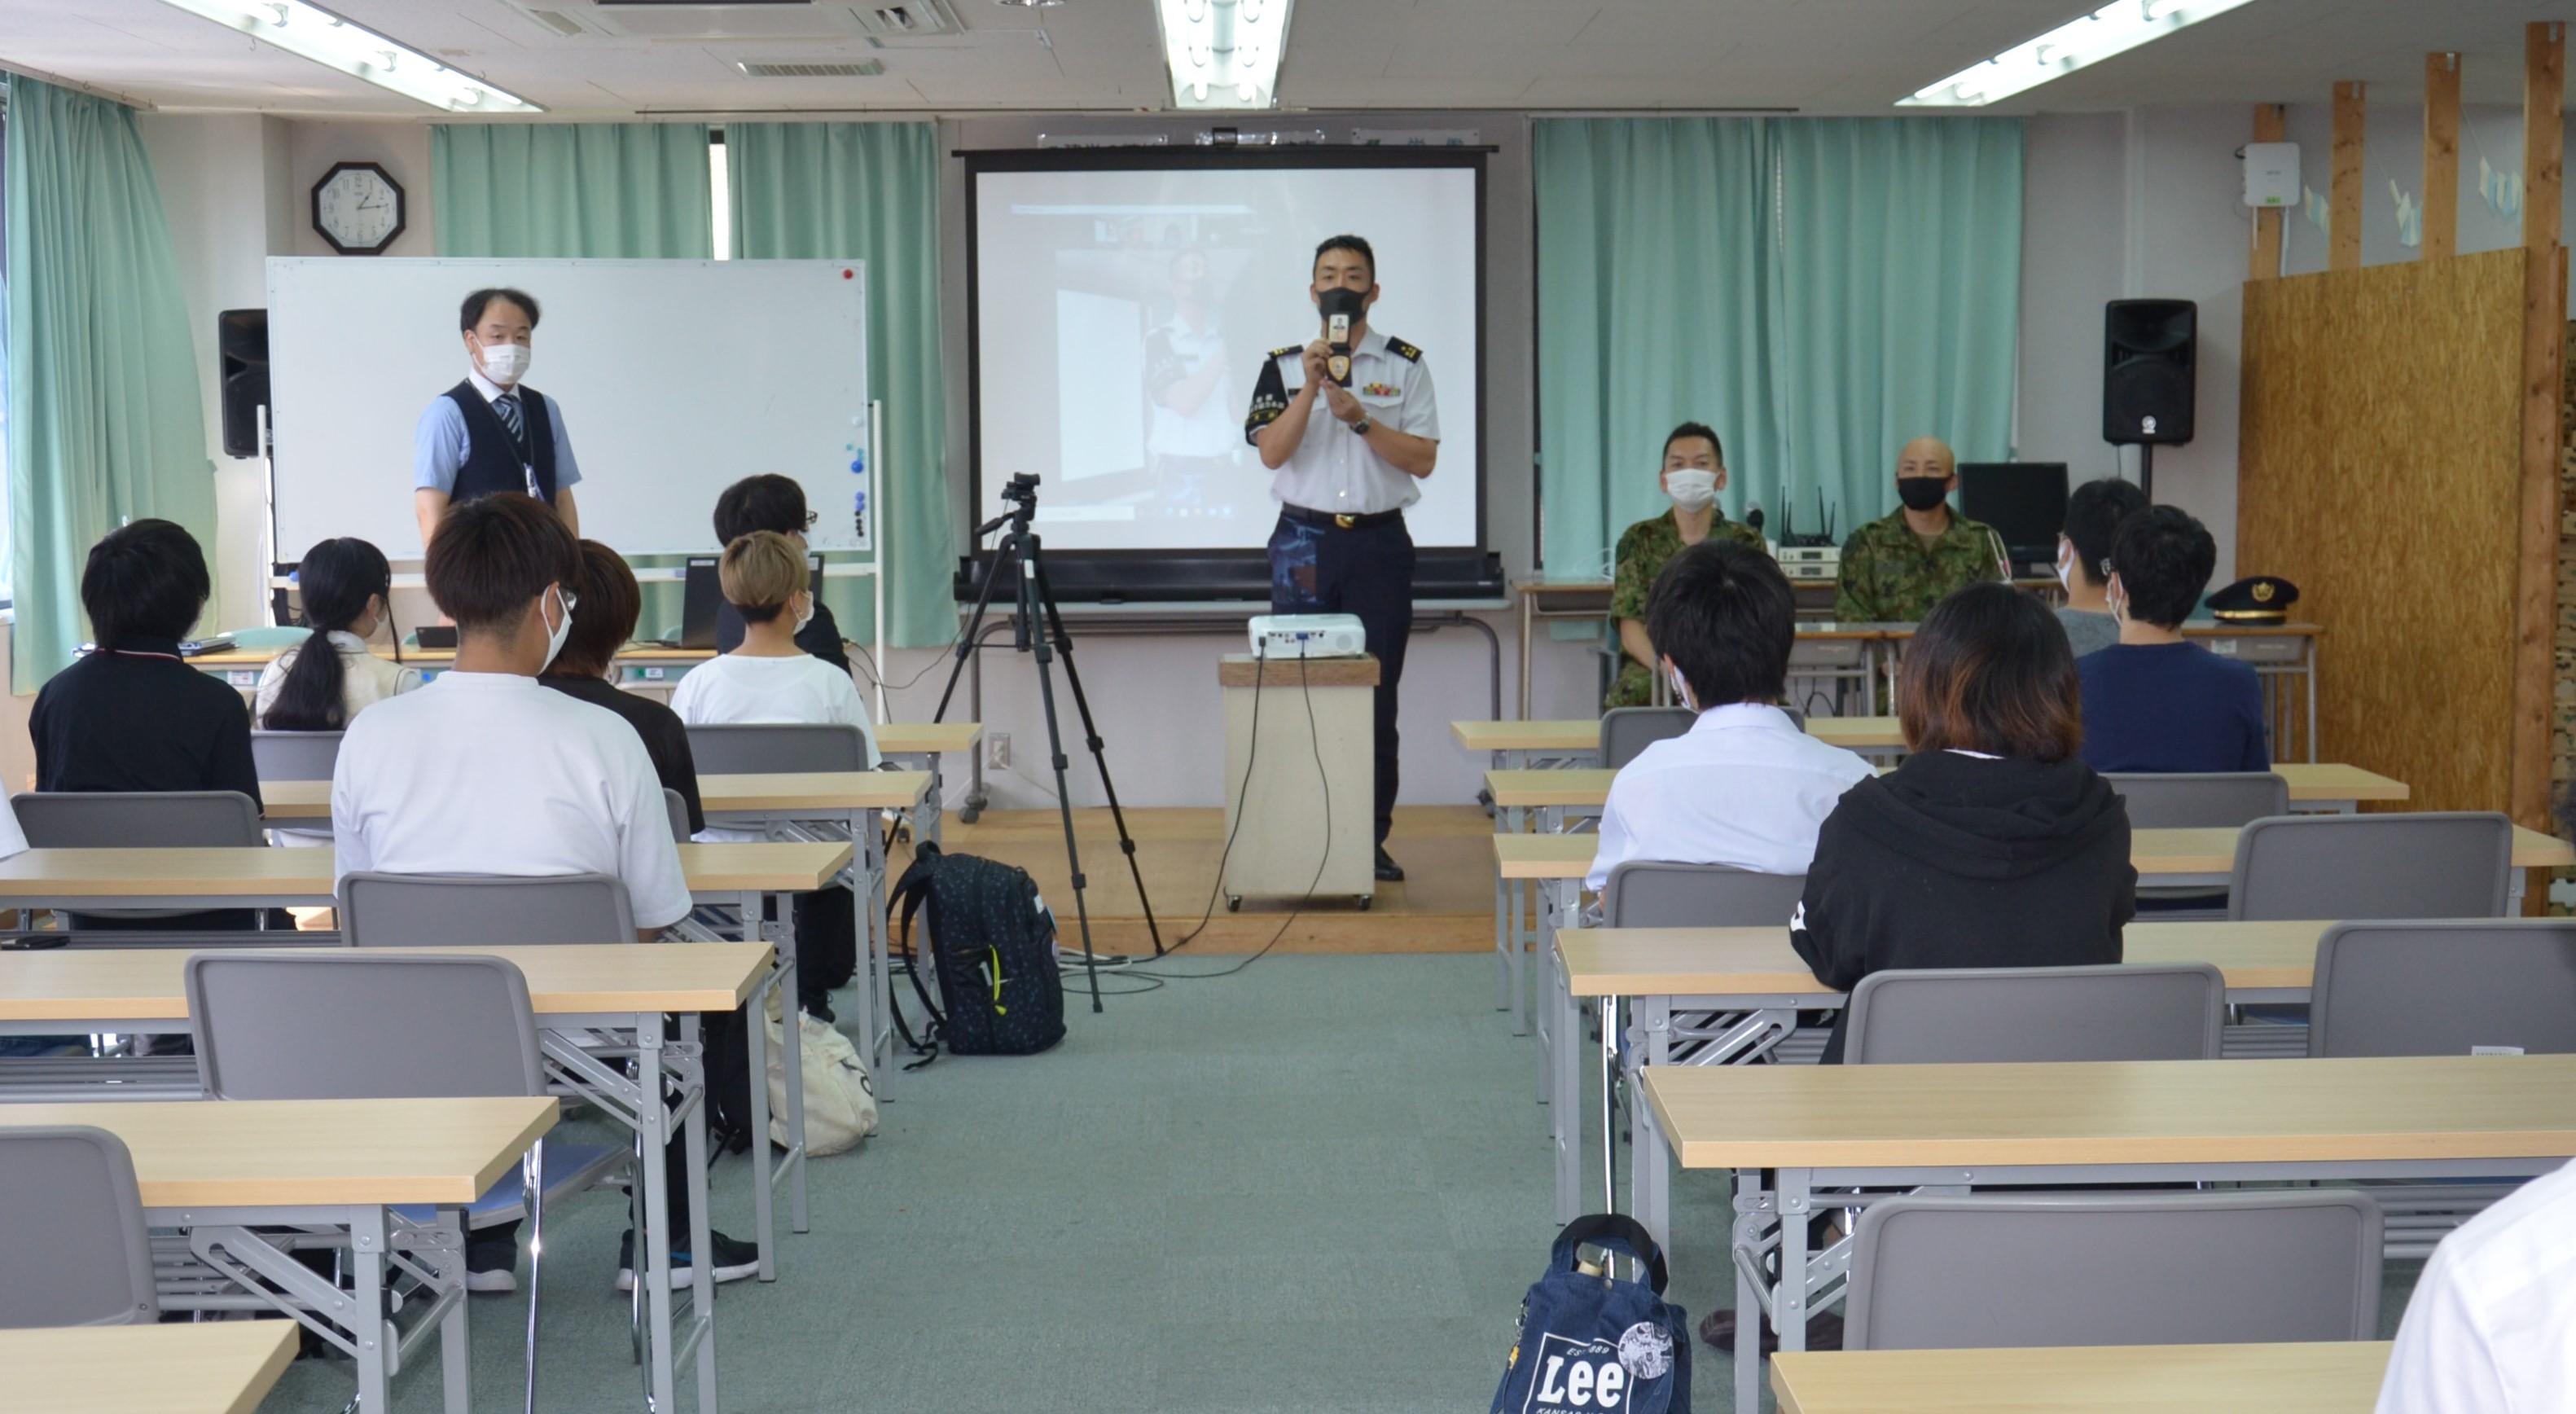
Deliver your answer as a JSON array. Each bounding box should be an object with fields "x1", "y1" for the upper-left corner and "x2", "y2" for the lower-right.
[
  {"x1": 252, "y1": 630, "x2": 424, "y2": 724},
  {"x1": 2378, "y1": 1155, "x2": 2576, "y2": 1414},
  {"x1": 1243, "y1": 327, "x2": 1441, "y2": 515},
  {"x1": 331, "y1": 671, "x2": 691, "y2": 929},
  {"x1": 1586, "y1": 703, "x2": 1875, "y2": 893}
]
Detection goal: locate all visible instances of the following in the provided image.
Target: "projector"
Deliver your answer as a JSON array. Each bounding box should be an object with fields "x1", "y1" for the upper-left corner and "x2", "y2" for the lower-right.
[{"x1": 1249, "y1": 613, "x2": 1368, "y2": 660}]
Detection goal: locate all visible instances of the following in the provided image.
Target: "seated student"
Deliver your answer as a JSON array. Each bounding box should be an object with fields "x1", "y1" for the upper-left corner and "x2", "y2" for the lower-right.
[
  {"x1": 673, "y1": 530, "x2": 877, "y2": 1018},
  {"x1": 1587, "y1": 540, "x2": 1872, "y2": 893},
  {"x1": 711, "y1": 474, "x2": 850, "y2": 670},
  {"x1": 1793, "y1": 582, "x2": 2135, "y2": 1062},
  {"x1": 541, "y1": 540, "x2": 704, "y2": 837},
  {"x1": 2077, "y1": 505, "x2": 2268, "y2": 773},
  {"x1": 2052, "y1": 477, "x2": 2148, "y2": 659},
  {"x1": 332, "y1": 493, "x2": 757, "y2": 1294},
  {"x1": 256, "y1": 537, "x2": 421, "y2": 731},
  {"x1": 1605, "y1": 422, "x2": 1768, "y2": 708},
  {"x1": 2376, "y1": 1153, "x2": 2576, "y2": 1412}
]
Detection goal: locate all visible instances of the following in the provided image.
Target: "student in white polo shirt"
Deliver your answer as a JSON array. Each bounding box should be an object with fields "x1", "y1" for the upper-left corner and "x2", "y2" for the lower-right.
[
  {"x1": 1586, "y1": 539, "x2": 1873, "y2": 894},
  {"x1": 2377, "y1": 1153, "x2": 2576, "y2": 1412},
  {"x1": 331, "y1": 491, "x2": 755, "y2": 1294}
]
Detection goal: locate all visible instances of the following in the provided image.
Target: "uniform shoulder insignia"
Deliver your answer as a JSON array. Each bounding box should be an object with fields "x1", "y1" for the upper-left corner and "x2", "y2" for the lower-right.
[
  {"x1": 1268, "y1": 345, "x2": 1303, "y2": 360},
  {"x1": 1385, "y1": 338, "x2": 1424, "y2": 363}
]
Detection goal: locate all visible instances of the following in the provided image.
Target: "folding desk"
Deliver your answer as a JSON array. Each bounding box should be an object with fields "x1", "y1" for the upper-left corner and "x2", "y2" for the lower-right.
[
  {"x1": 7, "y1": 1320, "x2": 301, "y2": 1414},
  {"x1": 1640, "y1": 1054, "x2": 2576, "y2": 1414},
  {"x1": 875, "y1": 722, "x2": 982, "y2": 846},
  {"x1": 0, "y1": 1096, "x2": 558, "y2": 1414},
  {"x1": 0, "y1": 942, "x2": 775, "y2": 1413},
  {"x1": 1770, "y1": 1341, "x2": 2393, "y2": 1414},
  {"x1": 1487, "y1": 762, "x2": 2408, "y2": 826}
]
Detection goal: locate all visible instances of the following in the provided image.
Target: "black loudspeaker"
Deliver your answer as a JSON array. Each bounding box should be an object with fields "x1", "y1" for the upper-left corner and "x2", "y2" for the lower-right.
[
  {"x1": 218, "y1": 309, "x2": 268, "y2": 459},
  {"x1": 2103, "y1": 299, "x2": 2196, "y2": 446}
]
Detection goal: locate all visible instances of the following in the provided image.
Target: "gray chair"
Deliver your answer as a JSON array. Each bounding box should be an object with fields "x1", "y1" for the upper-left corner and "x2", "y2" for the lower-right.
[
  {"x1": 337, "y1": 872, "x2": 638, "y2": 947},
  {"x1": 2106, "y1": 771, "x2": 2289, "y2": 828},
  {"x1": 685, "y1": 722, "x2": 871, "y2": 775},
  {"x1": 12, "y1": 790, "x2": 265, "y2": 848},
  {"x1": 1600, "y1": 861, "x2": 1804, "y2": 929},
  {"x1": 0, "y1": 1126, "x2": 158, "y2": 1328},
  {"x1": 186, "y1": 951, "x2": 569, "y2": 1414},
  {"x1": 1844, "y1": 1191, "x2": 2384, "y2": 1350},
  {"x1": 249, "y1": 730, "x2": 344, "y2": 782},
  {"x1": 1842, "y1": 964, "x2": 2226, "y2": 1065},
  {"x1": 2310, "y1": 920, "x2": 2576, "y2": 1057},
  {"x1": 2231, "y1": 812, "x2": 2513, "y2": 921},
  {"x1": 664, "y1": 788, "x2": 691, "y2": 845},
  {"x1": 1597, "y1": 707, "x2": 1693, "y2": 771}
]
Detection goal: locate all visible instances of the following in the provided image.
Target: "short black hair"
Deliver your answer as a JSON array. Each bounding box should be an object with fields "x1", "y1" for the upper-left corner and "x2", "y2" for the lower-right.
[
  {"x1": 1663, "y1": 421, "x2": 1725, "y2": 467},
  {"x1": 713, "y1": 474, "x2": 812, "y2": 545},
  {"x1": 2062, "y1": 477, "x2": 2148, "y2": 588},
  {"x1": 2109, "y1": 505, "x2": 2218, "y2": 630},
  {"x1": 1313, "y1": 235, "x2": 1375, "y2": 280},
  {"x1": 459, "y1": 288, "x2": 541, "y2": 332},
  {"x1": 81, "y1": 520, "x2": 210, "y2": 647},
  {"x1": 424, "y1": 492, "x2": 581, "y2": 635},
  {"x1": 1643, "y1": 539, "x2": 1793, "y2": 708}
]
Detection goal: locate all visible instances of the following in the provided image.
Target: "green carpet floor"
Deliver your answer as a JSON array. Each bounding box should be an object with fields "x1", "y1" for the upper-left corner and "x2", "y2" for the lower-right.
[{"x1": 255, "y1": 954, "x2": 2425, "y2": 1412}]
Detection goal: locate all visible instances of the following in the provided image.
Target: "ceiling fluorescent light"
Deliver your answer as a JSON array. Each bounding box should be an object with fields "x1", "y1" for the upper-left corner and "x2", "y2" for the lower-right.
[
  {"x1": 1153, "y1": 0, "x2": 1294, "y2": 112},
  {"x1": 152, "y1": 0, "x2": 544, "y2": 113},
  {"x1": 1897, "y1": 0, "x2": 2260, "y2": 108}
]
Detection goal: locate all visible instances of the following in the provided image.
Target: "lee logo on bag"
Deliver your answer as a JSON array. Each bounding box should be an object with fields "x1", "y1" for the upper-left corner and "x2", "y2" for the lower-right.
[
  {"x1": 1494, "y1": 1215, "x2": 1690, "y2": 1414},
  {"x1": 1519, "y1": 1328, "x2": 1662, "y2": 1411}
]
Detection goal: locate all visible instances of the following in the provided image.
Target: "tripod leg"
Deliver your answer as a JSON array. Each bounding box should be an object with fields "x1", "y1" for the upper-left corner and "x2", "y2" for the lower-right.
[
  {"x1": 1030, "y1": 551, "x2": 1166, "y2": 955},
  {"x1": 932, "y1": 518, "x2": 1017, "y2": 728},
  {"x1": 1011, "y1": 533, "x2": 1106, "y2": 1013}
]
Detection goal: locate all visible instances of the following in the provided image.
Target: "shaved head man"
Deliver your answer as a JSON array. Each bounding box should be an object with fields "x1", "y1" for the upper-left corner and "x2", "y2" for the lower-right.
[{"x1": 1832, "y1": 435, "x2": 2010, "y2": 622}]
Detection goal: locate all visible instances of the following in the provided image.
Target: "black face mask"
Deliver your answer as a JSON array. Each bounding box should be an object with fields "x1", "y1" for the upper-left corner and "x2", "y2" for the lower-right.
[
  {"x1": 1895, "y1": 476, "x2": 1951, "y2": 512},
  {"x1": 1317, "y1": 286, "x2": 1367, "y2": 334}
]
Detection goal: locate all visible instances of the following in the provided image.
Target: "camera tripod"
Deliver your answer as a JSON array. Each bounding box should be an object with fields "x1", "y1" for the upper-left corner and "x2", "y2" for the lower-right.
[{"x1": 933, "y1": 475, "x2": 1162, "y2": 1013}]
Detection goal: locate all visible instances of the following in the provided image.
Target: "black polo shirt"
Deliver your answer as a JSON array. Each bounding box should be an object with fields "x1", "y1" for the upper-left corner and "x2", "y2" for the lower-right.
[
  {"x1": 538, "y1": 673, "x2": 706, "y2": 836},
  {"x1": 31, "y1": 638, "x2": 262, "y2": 805}
]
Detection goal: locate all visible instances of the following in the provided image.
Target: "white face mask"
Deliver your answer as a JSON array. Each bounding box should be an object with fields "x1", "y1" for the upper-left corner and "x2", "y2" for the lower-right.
[
  {"x1": 477, "y1": 340, "x2": 531, "y2": 386},
  {"x1": 2053, "y1": 538, "x2": 2074, "y2": 592},
  {"x1": 2106, "y1": 578, "x2": 2129, "y2": 626},
  {"x1": 541, "y1": 586, "x2": 574, "y2": 671},
  {"x1": 1666, "y1": 665, "x2": 1696, "y2": 712},
  {"x1": 1665, "y1": 468, "x2": 1719, "y2": 512},
  {"x1": 794, "y1": 592, "x2": 815, "y2": 634}
]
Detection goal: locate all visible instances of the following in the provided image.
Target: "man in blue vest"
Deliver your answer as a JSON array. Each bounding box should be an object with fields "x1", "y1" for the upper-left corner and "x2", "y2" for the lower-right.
[{"x1": 412, "y1": 288, "x2": 582, "y2": 549}]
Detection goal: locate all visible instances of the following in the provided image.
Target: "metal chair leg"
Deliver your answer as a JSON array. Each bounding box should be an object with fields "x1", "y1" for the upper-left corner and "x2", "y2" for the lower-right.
[{"x1": 523, "y1": 1139, "x2": 545, "y2": 1414}]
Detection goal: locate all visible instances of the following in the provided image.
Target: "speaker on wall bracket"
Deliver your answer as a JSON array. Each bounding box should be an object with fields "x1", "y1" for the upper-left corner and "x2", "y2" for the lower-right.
[
  {"x1": 2104, "y1": 298, "x2": 2196, "y2": 498},
  {"x1": 218, "y1": 309, "x2": 270, "y2": 460}
]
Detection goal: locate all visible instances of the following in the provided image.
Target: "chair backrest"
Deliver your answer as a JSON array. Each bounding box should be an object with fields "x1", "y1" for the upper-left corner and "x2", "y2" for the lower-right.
[
  {"x1": 11, "y1": 791, "x2": 265, "y2": 849},
  {"x1": 1845, "y1": 1190, "x2": 2383, "y2": 1350},
  {"x1": 684, "y1": 722, "x2": 869, "y2": 775},
  {"x1": 664, "y1": 787, "x2": 691, "y2": 845},
  {"x1": 0, "y1": 1126, "x2": 158, "y2": 1328},
  {"x1": 1842, "y1": 964, "x2": 2225, "y2": 1064},
  {"x1": 249, "y1": 729, "x2": 344, "y2": 782},
  {"x1": 336, "y1": 872, "x2": 637, "y2": 949},
  {"x1": 2310, "y1": 920, "x2": 2576, "y2": 1057},
  {"x1": 2104, "y1": 771, "x2": 2289, "y2": 828},
  {"x1": 1597, "y1": 707, "x2": 1694, "y2": 771},
  {"x1": 2230, "y1": 813, "x2": 2513, "y2": 921},
  {"x1": 187, "y1": 951, "x2": 544, "y2": 1100},
  {"x1": 1600, "y1": 861, "x2": 1805, "y2": 929}
]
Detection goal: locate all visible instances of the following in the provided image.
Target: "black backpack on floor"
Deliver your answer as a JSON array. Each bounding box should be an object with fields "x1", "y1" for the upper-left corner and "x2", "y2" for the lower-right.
[{"x1": 889, "y1": 841, "x2": 1064, "y2": 1062}]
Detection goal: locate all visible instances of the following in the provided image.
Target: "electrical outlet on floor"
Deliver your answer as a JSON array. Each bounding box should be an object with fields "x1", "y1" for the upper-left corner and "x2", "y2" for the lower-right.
[{"x1": 987, "y1": 732, "x2": 1011, "y2": 771}]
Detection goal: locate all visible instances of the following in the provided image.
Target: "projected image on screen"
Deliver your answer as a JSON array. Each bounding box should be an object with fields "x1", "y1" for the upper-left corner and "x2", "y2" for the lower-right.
[{"x1": 975, "y1": 162, "x2": 1480, "y2": 551}]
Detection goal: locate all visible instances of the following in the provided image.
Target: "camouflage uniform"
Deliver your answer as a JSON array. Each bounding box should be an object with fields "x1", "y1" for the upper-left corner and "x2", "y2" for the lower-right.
[
  {"x1": 1831, "y1": 507, "x2": 2010, "y2": 623},
  {"x1": 1605, "y1": 509, "x2": 1769, "y2": 709}
]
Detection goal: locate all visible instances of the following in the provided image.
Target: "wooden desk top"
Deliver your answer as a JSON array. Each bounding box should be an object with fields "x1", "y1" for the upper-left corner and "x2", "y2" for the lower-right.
[
  {"x1": 190, "y1": 642, "x2": 710, "y2": 668},
  {"x1": 1455, "y1": 715, "x2": 1907, "y2": 756},
  {"x1": 261, "y1": 771, "x2": 932, "y2": 820},
  {"x1": 876, "y1": 722, "x2": 982, "y2": 756},
  {"x1": 0, "y1": 841, "x2": 852, "y2": 898},
  {"x1": 1771, "y1": 1341, "x2": 2391, "y2": 1414},
  {"x1": 1500, "y1": 826, "x2": 2572, "y2": 880},
  {"x1": 1641, "y1": 1053, "x2": 2576, "y2": 1170},
  {"x1": 0, "y1": 1096, "x2": 557, "y2": 1207},
  {"x1": 1804, "y1": 716, "x2": 1905, "y2": 749},
  {"x1": 8, "y1": 1321, "x2": 300, "y2": 1414},
  {"x1": 1486, "y1": 763, "x2": 2411, "y2": 810},
  {"x1": 1558, "y1": 920, "x2": 2331, "y2": 998},
  {"x1": 0, "y1": 942, "x2": 773, "y2": 1022}
]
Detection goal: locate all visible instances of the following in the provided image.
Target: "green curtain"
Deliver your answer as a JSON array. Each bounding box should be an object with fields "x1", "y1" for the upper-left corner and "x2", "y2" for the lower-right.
[
  {"x1": 432, "y1": 122, "x2": 713, "y2": 258},
  {"x1": 3, "y1": 73, "x2": 218, "y2": 689},
  {"x1": 1534, "y1": 116, "x2": 2024, "y2": 569},
  {"x1": 727, "y1": 121, "x2": 951, "y2": 649}
]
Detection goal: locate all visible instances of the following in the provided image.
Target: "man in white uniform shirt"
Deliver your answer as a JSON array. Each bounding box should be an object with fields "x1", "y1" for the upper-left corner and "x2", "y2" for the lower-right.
[
  {"x1": 1143, "y1": 248, "x2": 1235, "y2": 511},
  {"x1": 1244, "y1": 235, "x2": 1441, "y2": 881},
  {"x1": 1588, "y1": 540, "x2": 1872, "y2": 894},
  {"x1": 2376, "y1": 1153, "x2": 2576, "y2": 1413}
]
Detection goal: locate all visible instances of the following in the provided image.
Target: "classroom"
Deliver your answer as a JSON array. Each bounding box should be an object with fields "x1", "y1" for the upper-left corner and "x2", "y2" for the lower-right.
[{"x1": 2, "y1": 2, "x2": 2573, "y2": 1412}]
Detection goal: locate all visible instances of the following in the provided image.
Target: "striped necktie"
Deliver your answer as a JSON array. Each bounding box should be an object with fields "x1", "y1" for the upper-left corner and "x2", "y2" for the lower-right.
[{"x1": 493, "y1": 391, "x2": 525, "y2": 450}]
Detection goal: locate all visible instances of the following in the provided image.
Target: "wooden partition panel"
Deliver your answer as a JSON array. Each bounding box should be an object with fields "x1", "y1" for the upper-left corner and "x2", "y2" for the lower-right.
[{"x1": 2239, "y1": 249, "x2": 2529, "y2": 813}]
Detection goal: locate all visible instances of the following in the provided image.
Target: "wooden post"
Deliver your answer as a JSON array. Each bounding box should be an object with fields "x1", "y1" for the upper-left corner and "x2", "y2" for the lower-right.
[
  {"x1": 2250, "y1": 103, "x2": 2286, "y2": 280},
  {"x1": 2331, "y1": 81, "x2": 2366, "y2": 270},
  {"x1": 2512, "y1": 21, "x2": 2565, "y2": 908},
  {"x1": 2425, "y1": 53, "x2": 2460, "y2": 259}
]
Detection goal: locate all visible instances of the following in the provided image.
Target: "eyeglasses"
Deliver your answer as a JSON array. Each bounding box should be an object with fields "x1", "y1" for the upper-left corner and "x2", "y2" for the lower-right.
[{"x1": 801, "y1": 511, "x2": 819, "y2": 531}]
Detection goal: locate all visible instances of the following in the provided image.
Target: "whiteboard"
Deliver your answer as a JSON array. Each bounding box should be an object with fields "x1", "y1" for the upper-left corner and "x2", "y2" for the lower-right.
[{"x1": 265, "y1": 257, "x2": 871, "y2": 560}]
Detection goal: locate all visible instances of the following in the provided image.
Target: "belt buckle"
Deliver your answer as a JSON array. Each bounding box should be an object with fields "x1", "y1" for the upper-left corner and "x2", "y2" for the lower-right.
[{"x1": 1334, "y1": 513, "x2": 1356, "y2": 529}]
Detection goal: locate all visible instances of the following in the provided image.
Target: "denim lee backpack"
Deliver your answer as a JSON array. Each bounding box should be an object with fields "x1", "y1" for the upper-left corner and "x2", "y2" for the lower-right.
[{"x1": 1493, "y1": 1214, "x2": 1692, "y2": 1414}]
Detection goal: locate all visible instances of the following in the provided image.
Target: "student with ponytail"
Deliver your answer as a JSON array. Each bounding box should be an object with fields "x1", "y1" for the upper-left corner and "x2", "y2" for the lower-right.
[{"x1": 257, "y1": 538, "x2": 421, "y2": 730}]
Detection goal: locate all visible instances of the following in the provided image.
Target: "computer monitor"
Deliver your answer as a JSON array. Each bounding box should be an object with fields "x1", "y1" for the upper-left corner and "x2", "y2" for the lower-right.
[
  {"x1": 1956, "y1": 462, "x2": 2071, "y2": 574},
  {"x1": 683, "y1": 551, "x2": 827, "y2": 651}
]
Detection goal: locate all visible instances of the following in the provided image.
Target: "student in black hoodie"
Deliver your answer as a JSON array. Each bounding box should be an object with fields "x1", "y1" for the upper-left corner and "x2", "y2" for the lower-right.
[{"x1": 1792, "y1": 581, "x2": 2135, "y2": 1062}]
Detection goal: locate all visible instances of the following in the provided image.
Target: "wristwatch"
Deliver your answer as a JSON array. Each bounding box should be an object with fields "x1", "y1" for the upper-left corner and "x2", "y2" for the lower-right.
[{"x1": 1351, "y1": 415, "x2": 1374, "y2": 437}]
